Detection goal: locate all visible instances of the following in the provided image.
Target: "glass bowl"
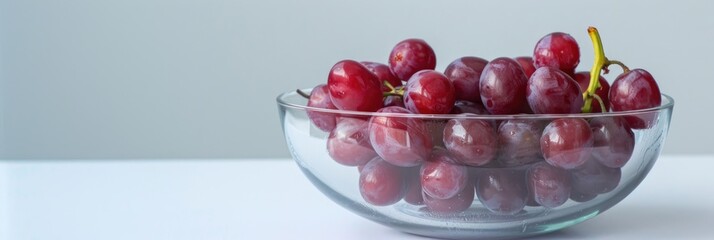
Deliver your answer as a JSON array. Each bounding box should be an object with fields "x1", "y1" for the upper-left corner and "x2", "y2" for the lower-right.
[{"x1": 276, "y1": 88, "x2": 673, "y2": 239}]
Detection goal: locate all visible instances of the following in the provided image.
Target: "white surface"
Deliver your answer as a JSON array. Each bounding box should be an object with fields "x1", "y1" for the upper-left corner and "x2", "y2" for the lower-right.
[
  {"x1": 1, "y1": 0, "x2": 713, "y2": 159},
  {"x1": 0, "y1": 155, "x2": 712, "y2": 240}
]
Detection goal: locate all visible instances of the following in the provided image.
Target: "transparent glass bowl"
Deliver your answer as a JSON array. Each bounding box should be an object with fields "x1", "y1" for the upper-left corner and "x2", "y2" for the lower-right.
[{"x1": 277, "y1": 88, "x2": 673, "y2": 239}]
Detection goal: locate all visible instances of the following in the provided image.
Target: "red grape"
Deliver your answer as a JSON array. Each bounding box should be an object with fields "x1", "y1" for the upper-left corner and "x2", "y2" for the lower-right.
[
  {"x1": 327, "y1": 60, "x2": 384, "y2": 112},
  {"x1": 574, "y1": 71, "x2": 610, "y2": 113},
  {"x1": 515, "y1": 56, "x2": 536, "y2": 78},
  {"x1": 404, "y1": 70, "x2": 456, "y2": 114},
  {"x1": 361, "y1": 61, "x2": 402, "y2": 92},
  {"x1": 444, "y1": 56, "x2": 488, "y2": 103},
  {"x1": 368, "y1": 106, "x2": 432, "y2": 167},
  {"x1": 389, "y1": 39, "x2": 437, "y2": 81},
  {"x1": 590, "y1": 117, "x2": 634, "y2": 168},
  {"x1": 421, "y1": 149, "x2": 469, "y2": 199},
  {"x1": 570, "y1": 158, "x2": 621, "y2": 195},
  {"x1": 443, "y1": 116, "x2": 497, "y2": 166},
  {"x1": 359, "y1": 157, "x2": 406, "y2": 206},
  {"x1": 479, "y1": 57, "x2": 530, "y2": 114},
  {"x1": 497, "y1": 120, "x2": 545, "y2": 167},
  {"x1": 533, "y1": 32, "x2": 580, "y2": 75},
  {"x1": 476, "y1": 168, "x2": 527, "y2": 214},
  {"x1": 327, "y1": 117, "x2": 377, "y2": 166},
  {"x1": 541, "y1": 118, "x2": 593, "y2": 169},
  {"x1": 527, "y1": 67, "x2": 583, "y2": 114},
  {"x1": 609, "y1": 69, "x2": 662, "y2": 129},
  {"x1": 527, "y1": 162, "x2": 571, "y2": 208},
  {"x1": 306, "y1": 84, "x2": 337, "y2": 132},
  {"x1": 423, "y1": 181, "x2": 474, "y2": 214}
]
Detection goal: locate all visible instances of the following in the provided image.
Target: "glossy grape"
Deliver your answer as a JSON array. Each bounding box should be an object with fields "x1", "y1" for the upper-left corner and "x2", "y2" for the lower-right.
[
  {"x1": 570, "y1": 158, "x2": 621, "y2": 195},
  {"x1": 423, "y1": 181, "x2": 475, "y2": 214},
  {"x1": 574, "y1": 71, "x2": 610, "y2": 113},
  {"x1": 421, "y1": 149, "x2": 469, "y2": 199},
  {"x1": 527, "y1": 67, "x2": 583, "y2": 114},
  {"x1": 327, "y1": 60, "x2": 384, "y2": 112},
  {"x1": 533, "y1": 32, "x2": 580, "y2": 75},
  {"x1": 515, "y1": 56, "x2": 536, "y2": 78},
  {"x1": 609, "y1": 69, "x2": 662, "y2": 129},
  {"x1": 327, "y1": 117, "x2": 377, "y2": 166},
  {"x1": 359, "y1": 157, "x2": 405, "y2": 206},
  {"x1": 444, "y1": 56, "x2": 488, "y2": 103},
  {"x1": 476, "y1": 168, "x2": 527, "y2": 214},
  {"x1": 541, "y1": 118, "x2": 593, "y2": 169},
  {"x1": 389, "y1": 39, "x2": 437, "y2": 81},
  {"x1": 306, "y1": 84, "x2": 337, "y2": 132},
  {"x1": 497, "y1": 120, "x2": 545, "y2": 167},
  {"x1": 361, "y1": 61, "x2": 402, "y2": 92},
  {"x1": 479, "y1": 57, "x2": 530, "y2": 114},
  {"x1": 404, "y1": 70, "x2": 456, "y2": 114},
  {"x1": 368, "y1": 106, "x2": 432, "y2": 167},
  {"x1": 443, "y1": 116, "x2": 497, "y2": 166},
  {"x1": 527, "y1": 162, "x2": 571, "y2": 208}
]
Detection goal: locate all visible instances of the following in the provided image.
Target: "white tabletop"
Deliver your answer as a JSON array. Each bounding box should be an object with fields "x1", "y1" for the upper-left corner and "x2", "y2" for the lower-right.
[{"x1": 0, "y1": 155, "x2": 712, "y2": 240}]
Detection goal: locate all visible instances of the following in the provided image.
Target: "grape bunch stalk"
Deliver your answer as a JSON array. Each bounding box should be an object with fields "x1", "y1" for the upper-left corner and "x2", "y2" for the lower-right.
[{"x1": 297, "y1": 27, "x2": 663, "y2": 214}]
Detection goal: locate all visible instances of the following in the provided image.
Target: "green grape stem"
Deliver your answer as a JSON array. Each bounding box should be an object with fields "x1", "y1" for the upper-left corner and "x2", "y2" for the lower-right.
[{"x1": 382, "y1": 81, "x2": 405, "y2": 97}]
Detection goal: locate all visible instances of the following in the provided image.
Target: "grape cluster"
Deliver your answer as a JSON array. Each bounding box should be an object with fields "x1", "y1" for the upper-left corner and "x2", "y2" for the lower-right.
[{"x1": 305, "y1": 28, "x2": 662, "y2": 214}]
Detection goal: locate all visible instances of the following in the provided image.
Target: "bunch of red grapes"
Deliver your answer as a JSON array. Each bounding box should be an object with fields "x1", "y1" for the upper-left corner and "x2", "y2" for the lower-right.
[{"x1": 304, "y1": 30, "x2": 662, "y2": 214}]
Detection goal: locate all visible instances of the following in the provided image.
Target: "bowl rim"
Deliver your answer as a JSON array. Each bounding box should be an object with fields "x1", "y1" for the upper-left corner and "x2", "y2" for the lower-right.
[{"x1": 277, "y1": 88, "x2": 674, "y2": 120}]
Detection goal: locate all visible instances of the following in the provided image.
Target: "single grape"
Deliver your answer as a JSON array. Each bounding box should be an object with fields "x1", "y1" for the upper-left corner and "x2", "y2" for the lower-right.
[
  {"x1": 476, "y1": 168, "x2": 527, "y2": 214},
  {"x1": 443, "y1": 116, "x2": 497, "y2": 166},
  {"x1": 609, "y1": 69, "x2": 662, "y2": 129},
  {"x1": 327, "y1": 60, "x2": 384, "y2": 112},
  {"x1": 404, "y1": 70, "x2": 456, "y2": 114},
  {"x1": 515, "y1": 56, "x2": 536, "y2": 78},
  {"x1": 541, "y1": 118, "x2": 593, "y2": 169},
  {"x1": 389, "y1": 39, "x2": 437, "y2": 81},
  {"x1": 359, "y1": 157, "x2": 405, "y2": 206},
  {"x1": 421, "y1": 149, "x2": 469, "y2": 199},
  {"x1": 404, "y1": 166, "x2": 424, "y2": 205},
  {"x1": 327, "y1": 117, "x2": 377, "y2": 166},
  {"x1": 533, "y1": 32, "x2": 580, "y2": 75},
  {"x1": 527, "y1": 162, "x2": 571, "y2": 208},
  {"x1": 361, "y1": 61, "x2": 402, "y2": 92},
  {"x1": 590, "y1": 117, "x2": 635, "y2": 168},
  {"x1": 497, "y1": 120, "x2": 545, "y2": 167},
  {"x1": 423, "y1": 181, "x2": 475, "y2": 214},
  {"x1": 479, "y1": 57, "x2": 530, "y2": 114},
  {"x1": 574, "y1": 71, "x2": 610, "y2": 113},
  {"x1": 444, "y1": 56, "x2": 488, "y2": 103},
  {"x1": 527, "y1": 67, "x2": 583, "y2": 114},
  {"x1": 450, "y1": 100, "x2": 490, "y2": 115},
  {"x1": 383, "y1": 95, "x2": 405, "y2": 108},
  {"x1": 570, "y1": 158, "x2": 621, "y2": 195},
  {"x1": 306, "y1": 84, "x2": 337, "y2": 132},
  {"x1": 368, "y1": 106, "x2": 432, "y2": 167}
]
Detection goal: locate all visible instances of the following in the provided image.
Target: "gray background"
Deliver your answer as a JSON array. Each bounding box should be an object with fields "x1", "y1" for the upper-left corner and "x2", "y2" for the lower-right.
[{"x1": 0, "y1": 0, "x2": 711, "y2": 159}]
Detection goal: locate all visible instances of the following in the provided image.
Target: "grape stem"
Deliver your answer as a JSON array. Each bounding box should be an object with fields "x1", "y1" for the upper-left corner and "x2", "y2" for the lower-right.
[
  {"x1": 583, "y1": 27, "x2": 632, "y2": 113},
  {"x1": 581, "y1": 27, "x2": 605, "y2": 113},
  {"x1": 296, "y1": 89, "x2": 311, "y2": 99},
  {"x1": 382, "y1": 81, "x2": 405, "y2": 97}
]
